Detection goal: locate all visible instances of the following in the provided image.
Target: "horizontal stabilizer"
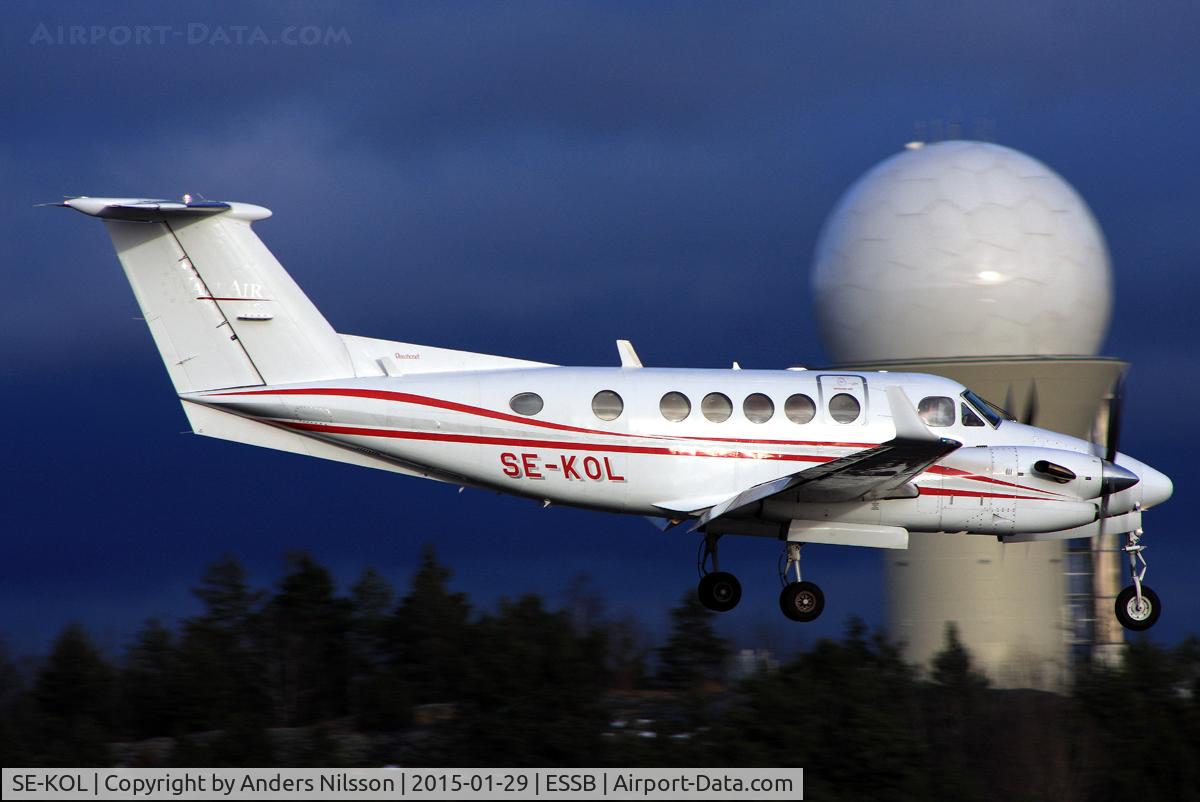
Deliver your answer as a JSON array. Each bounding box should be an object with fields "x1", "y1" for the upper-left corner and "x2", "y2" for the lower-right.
[
  {"x1": 181, "y1": 400, "x2": 470, "y2": 484},
  {"x1": 51, "y1": 196, "x2": 256, "y2": 222}
]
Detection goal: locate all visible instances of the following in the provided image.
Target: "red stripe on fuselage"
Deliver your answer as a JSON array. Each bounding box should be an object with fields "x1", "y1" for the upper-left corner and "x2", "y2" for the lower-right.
[
  {"x1": 209, "y1": 387, "x2": 878, "y2": 449},
  {"x1": 920, "y1": 487, "x2": 1057, "y2": 502},
  {"x1": 214, "y1": 388, "x2": 1068, "y2": 501},
  {"x1": 279, "y1": 420, "x2": 1066, "y2": 502},
  {"x1": 927, "y1": 465, "x2": 1067, "y2": 497},
  {"x1": 280, "y1": 420, "x2": 834, "y2": 463}
]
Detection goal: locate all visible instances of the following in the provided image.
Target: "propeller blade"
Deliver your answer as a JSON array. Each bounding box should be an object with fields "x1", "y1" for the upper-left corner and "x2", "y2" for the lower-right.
[
  {"x1": 1021, "y1": 380, "x2": 1039, "y2": 426},
  {"x1": 1096, "y1": 369, "x2": 1128, "y2": 539},
  {"x1": 1105, "y1": 372, "x2": 1126, "y2": 464}
]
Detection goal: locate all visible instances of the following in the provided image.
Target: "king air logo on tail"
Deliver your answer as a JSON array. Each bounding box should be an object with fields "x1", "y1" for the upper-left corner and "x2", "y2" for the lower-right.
[
  {"x1": 50, "y1": 195, "x2": 1174, "y2": 632},
  {"x1": 229, "y1": 278, "x2": 265, "y2": 297},
  {"x1": 228, "y1": 280, "x2": 265, "y2": 299}
]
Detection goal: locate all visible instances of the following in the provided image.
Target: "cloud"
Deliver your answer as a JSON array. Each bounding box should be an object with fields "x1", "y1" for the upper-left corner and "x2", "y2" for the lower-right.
[{"x1": 4, "y1": 0, "x2": 1200, "y2": 653}]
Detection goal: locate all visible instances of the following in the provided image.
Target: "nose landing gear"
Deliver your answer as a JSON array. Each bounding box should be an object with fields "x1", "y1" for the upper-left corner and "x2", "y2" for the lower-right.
[{"x1": 1115, "y1": 526, "x2": 1160, "y2": 631}]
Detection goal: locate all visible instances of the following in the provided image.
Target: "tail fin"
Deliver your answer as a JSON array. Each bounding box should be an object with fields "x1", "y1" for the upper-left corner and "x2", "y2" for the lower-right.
[{"x1": 59, "y1": 197, "x2": 352, "y2": 393}]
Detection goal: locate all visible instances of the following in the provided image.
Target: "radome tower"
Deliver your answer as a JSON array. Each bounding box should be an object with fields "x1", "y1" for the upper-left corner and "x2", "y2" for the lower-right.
[{"x1": 812, "y1": 141, "x2": 1124, "y2": 687}]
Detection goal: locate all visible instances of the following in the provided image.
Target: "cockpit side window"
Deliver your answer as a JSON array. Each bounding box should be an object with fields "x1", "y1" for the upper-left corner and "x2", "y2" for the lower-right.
[
  {"x1": 961, "y1": 389, "x2": 1009, "y2": 427},
  {"x1": 961, "y1": 403, "x2": 985, "y2": 427},
  {"x1": 917, "y1": 396, "x2": 954, "y2": 427}
]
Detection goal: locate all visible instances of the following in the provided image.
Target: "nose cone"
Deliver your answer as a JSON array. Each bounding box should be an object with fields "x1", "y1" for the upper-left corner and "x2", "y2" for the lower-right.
[{"x1": 1140, "y1": 464, "x2": 1174, "y2": 509}]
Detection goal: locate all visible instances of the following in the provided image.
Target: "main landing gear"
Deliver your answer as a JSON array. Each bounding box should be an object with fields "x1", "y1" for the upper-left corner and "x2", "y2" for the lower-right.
[
  {"x1": 779, "y1": 543, "x2": 824, "y2": 623},
  {"x1": 696, "y1": 533, "x2": 741, "y2": 613},
  {"x1": 1115, "y1": 526, "x2": 1161, "y2": 631},
  {"x1": 694, "y1": 535, "x2": 825, "y2": 622}
]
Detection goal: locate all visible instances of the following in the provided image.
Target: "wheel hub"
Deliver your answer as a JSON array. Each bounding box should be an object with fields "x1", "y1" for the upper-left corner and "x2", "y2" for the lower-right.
[{"x1": 1126, "y1": 596, "x2": 1152, "y2": 621}]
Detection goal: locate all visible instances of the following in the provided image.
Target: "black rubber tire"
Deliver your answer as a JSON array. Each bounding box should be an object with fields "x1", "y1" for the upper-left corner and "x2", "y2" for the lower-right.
[
  {"x1": 697, "y1": 571, "x2": 742, "y2": 612},
  {"x1": 780, "y1": 581, "x2": 825, "y2": 622},
  {"x1": 1115, "y1": 585, "x2": 1161, "y2": 631}
]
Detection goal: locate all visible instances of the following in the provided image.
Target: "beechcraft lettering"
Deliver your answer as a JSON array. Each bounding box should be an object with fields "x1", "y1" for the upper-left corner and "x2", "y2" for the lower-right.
[{"x1": 52, "y1": 196, "x2": 1174, "y2": 632}]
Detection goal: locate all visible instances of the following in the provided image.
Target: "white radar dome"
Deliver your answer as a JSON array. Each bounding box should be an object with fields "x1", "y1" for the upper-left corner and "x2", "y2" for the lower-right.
[{"x1": 812, "y1": 141, "x2": 1112, "y2": 363}]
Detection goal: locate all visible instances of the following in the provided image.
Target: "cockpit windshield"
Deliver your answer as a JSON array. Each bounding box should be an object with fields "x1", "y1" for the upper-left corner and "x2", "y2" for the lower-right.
[{"x1": 961, "y1": 389, "x2": 1013, "y2": 428}]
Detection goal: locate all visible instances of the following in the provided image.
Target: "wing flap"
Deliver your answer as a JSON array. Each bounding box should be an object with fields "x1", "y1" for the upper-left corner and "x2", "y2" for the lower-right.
[{"x1": 785, "y1": 520, "x2": 909, "y2": 549}]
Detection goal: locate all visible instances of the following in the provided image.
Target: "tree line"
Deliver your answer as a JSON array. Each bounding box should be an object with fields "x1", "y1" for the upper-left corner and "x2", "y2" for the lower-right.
[{"x1": 1, "y1": 546, "x2": 1198, "y2": 801}]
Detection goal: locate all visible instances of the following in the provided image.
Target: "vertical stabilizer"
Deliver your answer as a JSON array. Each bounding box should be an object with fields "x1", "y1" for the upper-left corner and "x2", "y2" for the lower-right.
[{"x1": 62, "y1": 197, "x2": 353, "y2": 393}]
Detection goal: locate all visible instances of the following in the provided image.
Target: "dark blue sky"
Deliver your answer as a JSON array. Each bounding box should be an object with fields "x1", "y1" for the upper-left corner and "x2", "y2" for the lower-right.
[{"x1": 3, "y1": 1, "x2": 1197, "y2": 658}]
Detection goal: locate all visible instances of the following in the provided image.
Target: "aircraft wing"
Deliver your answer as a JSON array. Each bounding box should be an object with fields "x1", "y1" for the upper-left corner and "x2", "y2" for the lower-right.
[{"x1": 694, "y1": 387, "x2": 961, "y2": 532}]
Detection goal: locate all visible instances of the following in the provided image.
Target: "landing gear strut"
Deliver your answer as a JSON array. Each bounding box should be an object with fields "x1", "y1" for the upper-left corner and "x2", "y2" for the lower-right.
[
  {"x1": 696, "y1": 533, "x2": 741, "y2": 613},
  {"x1": 778, "y1": 543, "x2": 824, "y2": 623},
  {"x1": 1115, "y1": 526, "x2": 1160, "y2": 631}
]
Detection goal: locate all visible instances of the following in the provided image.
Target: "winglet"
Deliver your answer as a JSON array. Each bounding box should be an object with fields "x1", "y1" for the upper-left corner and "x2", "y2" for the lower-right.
[
  {"x1": 885, "y1": 386, "x2": 940, "y2": 442},
  {"x1": 616, "y1": 339, "x2": 643, "y2": 368}
]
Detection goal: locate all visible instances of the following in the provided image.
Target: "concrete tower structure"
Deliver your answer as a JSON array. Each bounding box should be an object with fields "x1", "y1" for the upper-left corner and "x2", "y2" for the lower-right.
[{"x1": 811, "y1": 141, "x2": 1125, "y2": 688}]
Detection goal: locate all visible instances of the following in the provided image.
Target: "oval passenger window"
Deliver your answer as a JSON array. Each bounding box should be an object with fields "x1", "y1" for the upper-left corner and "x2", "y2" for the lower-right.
[
  {"x1": 509, "y1": 392, "x2": 544, "y2": 416},
  {"x1": 592, "y1": 390, "x2": 624, "y2": 421},
  {"x1": 660, "y1": 392, "x2": 691, "y2": 422},
  {"x1": 784, "y1": 393, "x2": 816, "y2": 424},
  {"x1": 743, "y1": 393, "x2": 774, "y2": 424},
  {"x1": 828, "y1": 392, "x2": 861, "y2": 424},
  {"x1": 702, "y1": 392, "x2": 733, "y2": 423}
]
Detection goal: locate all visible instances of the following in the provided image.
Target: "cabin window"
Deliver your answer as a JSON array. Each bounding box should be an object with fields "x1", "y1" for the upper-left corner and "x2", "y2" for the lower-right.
[
  {"x1": 509, "y1": 392, "x2": 543, "y2": 416},
  {"x1": 828, "y1": 392, "x2": 861, "y2": 424},
  {"x1": 591, "y1": 390, "x2": 624, "y2": 421},
  {"x1": 702, "y1": 392, "x2": 733, "y2": 423},
  {"x1": 918, "y1": 396, "x2": 954, "y2": 427},
  {"x1": 743, "y1": 393, "x2": 774, "y2": 424},
  {"x1": 660, "y1": 391, "x2": 691, "y2": 422},
  {"x1": 784, "y1": 393, "x2": 816, "y2": 424},
  {"x1": 961, "y1": 402, "x2": 985, "y2": 427}
]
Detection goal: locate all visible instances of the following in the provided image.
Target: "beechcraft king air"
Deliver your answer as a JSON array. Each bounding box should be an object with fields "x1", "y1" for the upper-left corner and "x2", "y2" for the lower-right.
[{"x1": 52, "y1": 196, "x2": 1174, "y2": 630}]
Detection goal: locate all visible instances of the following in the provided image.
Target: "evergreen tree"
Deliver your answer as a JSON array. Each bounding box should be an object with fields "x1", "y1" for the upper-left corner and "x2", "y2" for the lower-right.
[
  {"x1": 33, "y1": 623, "x2": 116, "y2": 766},
  {"x1": 657, "y1": 591, "x2": 730, "y2": 692},
  {"x1": 713, "y1": 620, "x2": 928, "y2": 801},
  {"x1": 348, "y1": 568, "x2": 409, "y2": 730},
  {"x1": 0, "y1": 638, "x2": 36, "y2": 766},
  {"x1": 392, "y1": 545, "x2": 471, "y2": 705},
  {"x1": 923, "y1": 623, "x2": 989, "y2": 802},
  {"x1": 451, "y1": 594, "x2": 608, "y2": 766},
  {"x1": 119, "y1": 618, "x2": 180, "y2": 739},
  {"x1": 265, "y1": 552, "x2": 350, "y2": 726},
  {"x1": 176, "y1": 555, "x2": 269, "y2": 730},
  {"x1": 605, "y1": 613, "x2": 648, "y2": 691},
  {"x1": 1072, "y1": 639, "x2": 1200, "y2": 800}
]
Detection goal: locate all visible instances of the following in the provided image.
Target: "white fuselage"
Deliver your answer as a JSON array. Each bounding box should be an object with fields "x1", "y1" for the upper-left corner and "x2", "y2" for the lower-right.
[{"x1": 194, "y1": 367, "x2": 1171, "y2": 539}]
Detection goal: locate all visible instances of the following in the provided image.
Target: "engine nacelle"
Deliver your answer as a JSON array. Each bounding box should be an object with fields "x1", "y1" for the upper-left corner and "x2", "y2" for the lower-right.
[
  {"x1": 933, "y1": 446, "x2": 1109, "y2": 535},
  {"x1": 951, "y1": 445, "x2": 1107, "y2": 500}
]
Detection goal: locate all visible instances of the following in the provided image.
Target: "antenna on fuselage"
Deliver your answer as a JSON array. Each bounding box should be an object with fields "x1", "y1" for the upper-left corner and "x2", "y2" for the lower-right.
[{"x1": 616, "y1": 339, "x2": 643, "y2": 368}]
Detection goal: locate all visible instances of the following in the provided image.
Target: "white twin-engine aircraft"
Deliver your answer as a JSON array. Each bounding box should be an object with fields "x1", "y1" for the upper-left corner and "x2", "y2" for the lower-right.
[{"x1": 55, "y1": 197, "x2": 1173, "y2": 631}]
